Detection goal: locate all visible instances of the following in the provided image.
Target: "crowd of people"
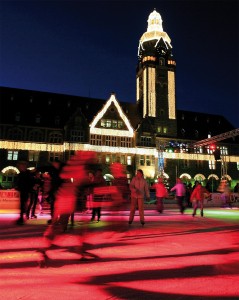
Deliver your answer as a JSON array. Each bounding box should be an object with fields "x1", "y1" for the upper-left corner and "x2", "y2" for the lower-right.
[
  {"x1": 14, "y1": 156, "x2": 239, "y2": 227},
  {"x1": 12, "y1": 153, "x2": 238, "y2": 266}
]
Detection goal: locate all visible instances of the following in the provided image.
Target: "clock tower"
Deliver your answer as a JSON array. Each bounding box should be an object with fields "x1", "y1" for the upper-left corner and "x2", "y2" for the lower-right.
[{"x1": 136, "y1": 9, "x2": 177, "y2": 137}]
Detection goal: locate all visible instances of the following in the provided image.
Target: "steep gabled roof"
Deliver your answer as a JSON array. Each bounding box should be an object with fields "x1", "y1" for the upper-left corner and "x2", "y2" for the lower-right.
[{"x1": 90, "y1": 94, "x2": 134, "y2": 137}]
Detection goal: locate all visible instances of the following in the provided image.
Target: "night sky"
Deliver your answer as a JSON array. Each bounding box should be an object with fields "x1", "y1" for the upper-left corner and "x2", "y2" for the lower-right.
[{"x1": 1, "y1": 1, "x2": 238, "y2": 128}]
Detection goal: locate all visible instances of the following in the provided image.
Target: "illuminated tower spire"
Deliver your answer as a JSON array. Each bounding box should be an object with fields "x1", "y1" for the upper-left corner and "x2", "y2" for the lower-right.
[{"x1": 136, "y1": 9, "x2": 177, "y2": 137}]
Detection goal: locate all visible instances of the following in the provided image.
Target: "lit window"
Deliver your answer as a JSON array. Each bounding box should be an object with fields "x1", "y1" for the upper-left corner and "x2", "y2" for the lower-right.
[
  {"x1": 105, "y1": 155, "x2": 111, "y2": 164},
  {"x1": 106, "y1": 120, "x2": 111, "y2": 128},
  {"x1": 29, "y1": 151, "x2": 39, "y2": 162},
  {"x1": 127, "y1": 156, "x2": 132, "y2": 165},
  {"x1": 112, "y1": 120, "x2": 117, "y2": 128},
  {"x1": 220, "y1": 146, "x2": 228, "y2": 155},
  {"x1": 209, "y1": 160, "x2": 216, "y2": 170},
  {"x1": 7, "y1": 151, "x2": 18, "y2": 161},
  {"x1": 120, "y1": 156, "x2": 125, "y2": 164},
  {"x1": 140, "y1": 155, "x2": 145, "y2": 166},
  {"x1": 146, "y1": 156, "x2": 151, "y2": 166},
  {"x1": 118, "y1": 121, "x2": 123, "y2": 129}
]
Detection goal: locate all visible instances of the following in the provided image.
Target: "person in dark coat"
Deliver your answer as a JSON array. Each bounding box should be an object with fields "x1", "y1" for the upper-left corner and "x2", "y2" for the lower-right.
[
  {"x1": 26, "y1": 170, "x2": 44, "y2": 219},
  {"x1": 91, "y1": 168, "x2": 106, "y2": 222},
  {"x1": 15, "y1": 161, "x2": 34, "y2": 225},
  {"x1": 47, "y1": 160, "x2": 64, "y2": 224}
]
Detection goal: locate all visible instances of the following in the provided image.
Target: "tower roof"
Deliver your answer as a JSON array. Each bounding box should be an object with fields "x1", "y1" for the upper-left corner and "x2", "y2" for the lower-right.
[
  {"x1": 147, "y1": 9, "x2": 163, "y2": 32},
  {"x1": 139, "y1": 9, "x2": 172, "y2": 48}
]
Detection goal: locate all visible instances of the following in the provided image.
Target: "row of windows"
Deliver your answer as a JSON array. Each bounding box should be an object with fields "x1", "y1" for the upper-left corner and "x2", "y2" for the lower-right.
[
  {"x1": 6, "y1": 145, "x2": 230, "y2": 164},
  {"x1": 157, "y1": 126, "x2": 168, "y2": 134},
  {"x1": 6, "y1": 128, "x2": 63, "y2": 143},
  {"x1": 7, "y1": 150, "x2": 63, "y2": 163},
  {"x1": 100, "y1": 119, "x2": 124, "y2": 129},
  {"x1": 138, "y1": 155, "x2": 155, "y2": 166},
  {"x1": 181, "y1": 128, "x2": 213, "y2": 138},
  {"x1": 90, "y1": 135, "x2": 132, "y2": 147},
  {"x1": 15, "y1": 112, "x2": 61, "y2": 125},
  {"x1": 180, "y1": 115, "x2": 221, "y2": 124}
]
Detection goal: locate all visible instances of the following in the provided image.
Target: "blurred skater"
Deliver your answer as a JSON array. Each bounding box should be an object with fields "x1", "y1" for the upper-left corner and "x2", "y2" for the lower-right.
[
  {"x1": 91, "y1": 168, "x2": 106, "y2": 222},
  {"x1": 129, "y1": 169, "x2": 150, "y2": 226},
  {"x1": 151, "y1": 177, "x2": 168, "y2": 213},
  {"x1": 15, "y1": 161, "x2": 34, "y2": 225},
  {"x1": 190, "y1": 182, "x2": 210, "y2": 217},
  {"x1": 39, "y1": 151, "x2": 99, "y2": 267},
  {"x1": 170, "y1": 178, "x2": 186, "y2": 214}
]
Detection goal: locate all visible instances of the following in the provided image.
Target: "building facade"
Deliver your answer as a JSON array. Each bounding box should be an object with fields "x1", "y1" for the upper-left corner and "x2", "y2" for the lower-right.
[{"x1": 0, "y1": 9, "x2": 239, "y2": 191}]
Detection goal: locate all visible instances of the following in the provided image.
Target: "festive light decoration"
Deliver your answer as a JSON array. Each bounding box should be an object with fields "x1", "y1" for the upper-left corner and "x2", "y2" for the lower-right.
[
  {"x1": 1, "y1": 166, "x2": 19, "y2": 174},
  {"x1": 0, "y1": 140, "x2": 239, "y2": 163},
  {"x1": 138, "y1": 9, "x2": 172, "y2": 54},
  {"x1": 143, "y1": 69, "x2": 147, "y2": 117},
  {"x1": 180, "y1": 173, "x2": 191, "y2": 180},
  {"x1": 194, "y1": 174, "x2": 206, "y2": 181},
  {"x1": 136, "y1": 77, "x2": 139, "y2": 102},
  {"x1": 148, "y1": 67, "x2": 156, "y2": 117},
  {"x1": 168, "y1": 71, "x2": 176, "y2": 119},
  {"x1": 208, "y1": 174, "x2": 219, "y2": 180},
  {"x1": 90, "y1": 94, "x2": 134, "y2": 137}
]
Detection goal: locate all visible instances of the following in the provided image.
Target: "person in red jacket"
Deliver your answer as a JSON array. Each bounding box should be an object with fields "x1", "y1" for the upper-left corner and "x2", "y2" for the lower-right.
[
  {"x1": 151, "y1": 177, "x2": 168, "y2": 213},
  {"x1": 190, "y1": 182, "x2": 210, "y2": 217}
]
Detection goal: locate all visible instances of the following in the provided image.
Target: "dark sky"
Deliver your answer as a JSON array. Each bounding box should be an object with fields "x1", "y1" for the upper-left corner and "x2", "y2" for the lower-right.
[{"x1": 1, "y1": 0, "x2": 238, "y2": 128}]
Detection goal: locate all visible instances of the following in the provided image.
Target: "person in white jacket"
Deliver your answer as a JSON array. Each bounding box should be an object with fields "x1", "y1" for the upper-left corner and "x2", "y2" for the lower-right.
[{"x1": 129, "y1": 169, "x2": 150, "y2": 226}]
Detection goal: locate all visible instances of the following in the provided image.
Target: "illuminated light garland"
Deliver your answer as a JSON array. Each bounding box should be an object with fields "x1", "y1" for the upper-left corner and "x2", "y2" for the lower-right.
[
  {"x1": 180, "y1": 173, "x2": 191, "y2": 179},
  {"x1": 90, "y1": 128, "x2": 132, "y2": 137},
  {"x1": 148, "y1": 67, "x2": 156, "y2": 117},
  {"x1": 208, "y1": 174, "x2": 219, "y2": 180},
  {"x1": 194, "y1": 174, "x2": 206, "y2": 180},
  {"x1": 223, "y1": 174, "x2": 232, "y2": 181},
  {"x1": 140, "y1": 31, "x2": 171, "y2": 47},
  {"x1": 142, "y1": 56, "x2": 156, "y2": 62},
  {"x1": 143, "y1": 69, "x2": 147, "y2": 117},
  {"x1": 1, "y1": 166, "x2": 20, "y2": 174},
  {"x1": 90, "y1": 94, "x2": 134, "y2": 137},
  {"x1": 136, "y1": 77, "x2": 139, "y2": 102},
  {"x1": 0, "y1": 141, "x2": 63, "y2": 151},
  {"x1": 0, "y1": 141, "x2": 239, "y2": 163},
  {"x1": 138, "y1": 9, "x2": 172, "y2": 53},
  {"x1": 168, "y1": 71, "x2": 176, "y2": 119}
]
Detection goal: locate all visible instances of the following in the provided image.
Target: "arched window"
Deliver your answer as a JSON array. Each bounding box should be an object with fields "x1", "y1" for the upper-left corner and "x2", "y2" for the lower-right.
[
  {"x1": 7, "y1": 127, "x2": 23, "y2": 140},
  {"x1": 29, "y1": 129, "x2": 44, "y2": 142},
  {"x1": 49, "y1": 131, "x2": 63, "y2": 143}
]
